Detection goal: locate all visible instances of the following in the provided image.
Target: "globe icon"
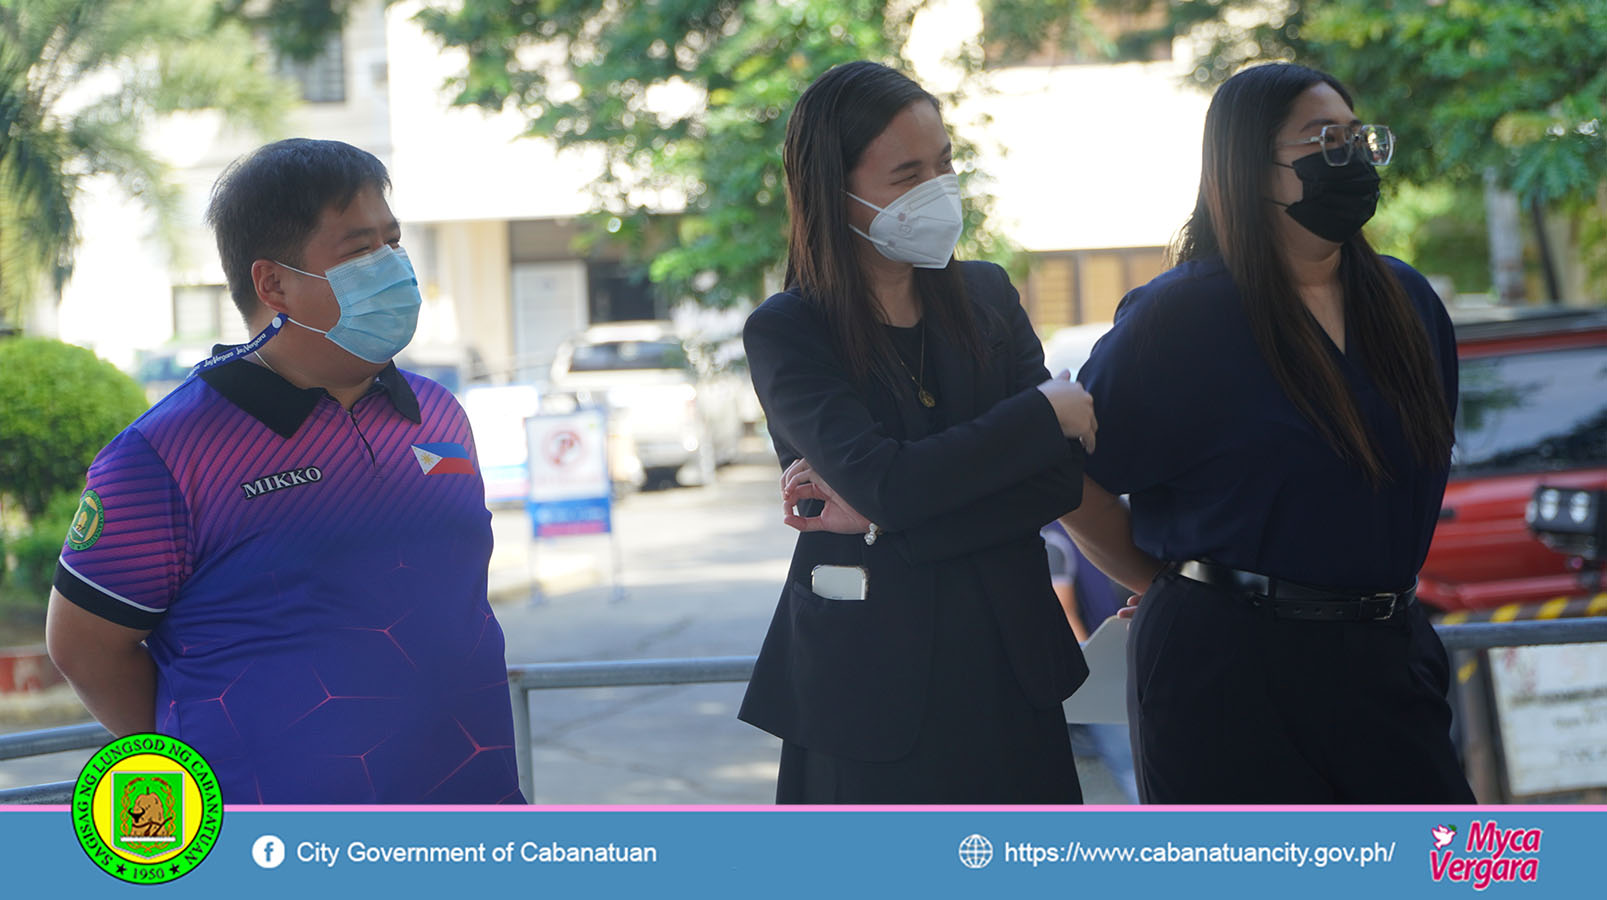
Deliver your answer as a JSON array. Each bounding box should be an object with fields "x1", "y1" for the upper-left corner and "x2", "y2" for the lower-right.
[{"x1": 958, "y1": 834, "x2": 993, "y2": 869}]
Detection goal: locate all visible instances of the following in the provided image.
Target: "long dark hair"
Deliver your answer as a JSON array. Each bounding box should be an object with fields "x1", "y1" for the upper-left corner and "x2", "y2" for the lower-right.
[
  {"x1": 782, "y1": 61, "x2": 985, "y2": 392},
  {"x1": 1173, "y1": 62, "x2": 1454, "y2": 483}
]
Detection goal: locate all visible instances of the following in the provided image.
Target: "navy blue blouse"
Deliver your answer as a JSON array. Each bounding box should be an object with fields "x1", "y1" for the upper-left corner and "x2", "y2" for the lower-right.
[{"x1": 1077, "y1": 254, "x2": 1459, "y2": 591}]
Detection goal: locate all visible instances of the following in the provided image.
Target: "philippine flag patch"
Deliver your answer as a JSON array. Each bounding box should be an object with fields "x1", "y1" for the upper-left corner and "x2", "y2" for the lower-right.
[{"x1": 411, "y1": 442, "x2": 475, "y2": 475}]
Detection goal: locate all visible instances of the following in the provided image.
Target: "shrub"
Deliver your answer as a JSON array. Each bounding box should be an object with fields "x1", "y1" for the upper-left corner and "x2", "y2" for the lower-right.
[
  {"x1": 3, "y1": 490, "x2": 80, "y2": 610},
  {"x1": 0, "y1": 337, "x2": 148, "y2": 519}
]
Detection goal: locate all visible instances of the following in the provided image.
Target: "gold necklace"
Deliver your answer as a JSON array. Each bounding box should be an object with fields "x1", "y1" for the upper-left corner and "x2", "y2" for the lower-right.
[{"x1": 891, "y1": 325, "x2": 936, "y2": 408}]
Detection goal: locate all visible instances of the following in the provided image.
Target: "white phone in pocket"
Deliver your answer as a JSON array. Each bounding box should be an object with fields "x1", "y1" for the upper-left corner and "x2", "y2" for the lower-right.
[{"x1": 811, "y1": 565, "x2": 868, "y2": 601}]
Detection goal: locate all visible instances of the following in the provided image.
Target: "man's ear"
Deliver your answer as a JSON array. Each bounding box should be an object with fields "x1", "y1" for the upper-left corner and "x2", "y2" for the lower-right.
[{"x1": 251, "y1": 259, "x2": 291, "y2": 315}]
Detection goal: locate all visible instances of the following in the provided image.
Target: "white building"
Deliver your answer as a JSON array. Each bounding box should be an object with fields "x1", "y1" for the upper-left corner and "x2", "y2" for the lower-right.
[{"x1": 50, "y1": 0, "x2": 1208, "y2": 378}]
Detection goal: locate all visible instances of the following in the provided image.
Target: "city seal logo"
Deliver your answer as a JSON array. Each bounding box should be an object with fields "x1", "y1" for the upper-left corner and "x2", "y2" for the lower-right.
[
  {"x1": 72, "y1": 734, "x2": 222, "y2": 884},
  {"x1": 66, "y1": 489, "x2": 105, "y2": 551}
]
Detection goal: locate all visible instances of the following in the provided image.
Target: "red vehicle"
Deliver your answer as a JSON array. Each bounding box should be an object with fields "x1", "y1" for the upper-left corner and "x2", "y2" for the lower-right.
[{"x1": 1419, "y1": 307, "x2": 1607, "y2": 612}]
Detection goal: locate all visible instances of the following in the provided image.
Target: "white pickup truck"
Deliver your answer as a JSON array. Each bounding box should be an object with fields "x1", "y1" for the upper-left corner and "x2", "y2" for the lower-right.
[{"x1": 548, "y1": 322, "x2": 744, "y2": 487}]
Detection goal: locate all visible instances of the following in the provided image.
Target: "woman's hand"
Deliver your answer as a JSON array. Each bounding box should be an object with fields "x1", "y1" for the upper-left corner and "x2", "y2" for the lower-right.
[
  {"x1": 1036, "y1": 370, "x2": 1098, "y2": 452},
  {"x1": 1117, "y1": 594, "x2": 1141, "y2": 620},
  {"x1": 781, "y1": 459, "x2": 872, "y2": 535}
]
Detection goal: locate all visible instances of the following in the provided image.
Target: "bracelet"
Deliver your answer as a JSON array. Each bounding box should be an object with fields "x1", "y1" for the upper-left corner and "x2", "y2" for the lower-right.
[{"x1": 864, "y1": 522, "x2": 882, "y2": 546}]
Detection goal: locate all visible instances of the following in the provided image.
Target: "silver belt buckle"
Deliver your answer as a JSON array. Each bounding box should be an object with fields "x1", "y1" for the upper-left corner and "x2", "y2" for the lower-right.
[{"x1": 1368, "y1": 592, "x2": 1398, "y2": 621}]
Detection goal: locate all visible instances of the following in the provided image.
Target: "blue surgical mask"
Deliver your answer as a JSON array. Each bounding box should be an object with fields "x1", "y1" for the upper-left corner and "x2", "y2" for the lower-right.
[{"x1": 277, "y1": 245, "x2": 422, "y2": 363}]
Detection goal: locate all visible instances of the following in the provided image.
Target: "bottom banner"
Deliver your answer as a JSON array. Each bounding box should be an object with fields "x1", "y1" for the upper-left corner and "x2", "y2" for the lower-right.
[{"x1": 0, "y1": 805, "x2": 1597, "y2": 898}]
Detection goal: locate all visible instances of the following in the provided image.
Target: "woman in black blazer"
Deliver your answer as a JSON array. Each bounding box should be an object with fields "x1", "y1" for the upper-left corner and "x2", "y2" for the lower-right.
[{"x1": 737, "y1": 61, "x2": 1099, "y2": 804}]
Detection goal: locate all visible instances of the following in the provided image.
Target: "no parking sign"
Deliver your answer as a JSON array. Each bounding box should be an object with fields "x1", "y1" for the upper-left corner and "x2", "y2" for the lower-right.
[{"x1": 525, "y1": 408, "x2": 612, "y2": 537}]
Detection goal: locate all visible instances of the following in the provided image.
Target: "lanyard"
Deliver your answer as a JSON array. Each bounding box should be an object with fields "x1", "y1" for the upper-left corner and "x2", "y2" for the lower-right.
[{"x1": 189, "y1": 315, "x2": 287, "y2": 376}]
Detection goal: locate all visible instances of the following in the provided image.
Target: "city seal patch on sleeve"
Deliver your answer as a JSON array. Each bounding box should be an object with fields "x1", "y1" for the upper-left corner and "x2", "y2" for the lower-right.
[
  {"x1": 66, "y1": 489, "x2": 105, "y2": 551},
  {"x1": 72, "y1": 734, "x2": 223, "y2": 884}
]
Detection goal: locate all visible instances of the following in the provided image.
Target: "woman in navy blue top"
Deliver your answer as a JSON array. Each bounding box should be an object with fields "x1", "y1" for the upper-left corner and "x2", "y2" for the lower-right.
[{"x1": 1063, "y1": 63, "x2": 1476, "y2": 803}]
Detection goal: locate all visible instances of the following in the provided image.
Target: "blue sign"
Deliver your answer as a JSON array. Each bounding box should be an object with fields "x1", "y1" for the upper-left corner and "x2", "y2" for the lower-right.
[
  {"x1": 527, "y1": 497, "x2": 613, "y2": 538},
  {"x1": 525, "y1": 409, "x2": 612, "y2": 538}
]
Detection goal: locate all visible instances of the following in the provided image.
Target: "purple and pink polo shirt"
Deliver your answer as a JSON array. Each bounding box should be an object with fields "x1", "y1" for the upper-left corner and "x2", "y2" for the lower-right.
[{"x1": 55, "y1": 358, "x2": 523, "y2": 804}]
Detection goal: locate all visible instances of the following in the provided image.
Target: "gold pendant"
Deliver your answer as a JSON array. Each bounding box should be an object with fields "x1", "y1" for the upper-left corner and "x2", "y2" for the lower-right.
[{"x1": 918, "y1": 389, "x2": 936, "y2": 408}]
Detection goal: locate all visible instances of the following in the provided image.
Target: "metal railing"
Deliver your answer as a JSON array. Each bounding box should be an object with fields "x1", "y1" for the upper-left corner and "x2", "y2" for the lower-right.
[
  {"x1": 508, "y1": 656, "x2": 755, "y2": 802},
  {"x1": 4, "y1": 618, "x2": 1607, "y2": 805},
  {"x1": 1435, "y1": 619, "x2": 1607, "y2": 651},
  {"x1": 0, "y1": 723, "x2": 111, "y2": 805}
]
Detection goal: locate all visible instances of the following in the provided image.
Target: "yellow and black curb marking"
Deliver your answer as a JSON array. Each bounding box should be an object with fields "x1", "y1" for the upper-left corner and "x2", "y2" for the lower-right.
[{"x1": 1432, "y1": 593, "x2": 1607, "y2": 684}]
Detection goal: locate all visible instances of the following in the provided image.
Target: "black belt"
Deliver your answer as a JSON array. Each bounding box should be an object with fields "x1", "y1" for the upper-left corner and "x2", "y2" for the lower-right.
[{"x1": 1175, "y1": 560, "x2": 1415, "y2": 622}]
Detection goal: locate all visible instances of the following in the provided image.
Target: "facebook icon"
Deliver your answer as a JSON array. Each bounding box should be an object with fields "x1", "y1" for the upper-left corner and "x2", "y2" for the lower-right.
[{"x1": 252, "y1": 835, "x2": 285, "y2": 869}]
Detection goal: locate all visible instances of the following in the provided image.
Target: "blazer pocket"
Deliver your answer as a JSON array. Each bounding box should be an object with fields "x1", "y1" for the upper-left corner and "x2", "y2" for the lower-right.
[{"x1": 789, "y1": 578, "x2": 869, "y2": 610}]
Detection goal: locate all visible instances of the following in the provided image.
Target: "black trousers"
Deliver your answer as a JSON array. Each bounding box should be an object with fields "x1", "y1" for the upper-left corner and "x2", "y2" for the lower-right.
[
  {"x1": 776, "y1": 569, "x2": 1082, "y2": 805},
  {"x1": 1127, "y1": 569, "x2": 1476, "y2": 804}
]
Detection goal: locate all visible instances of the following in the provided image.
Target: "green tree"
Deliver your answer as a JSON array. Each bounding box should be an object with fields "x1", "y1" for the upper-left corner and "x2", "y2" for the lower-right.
[
  {"x1": 1306, "y1": 0, "x2": 1607, "y2": 298},
  {"x1": 215, "y1": 0, "x2": 356, "y2": 62},
  {"x1": 1116, "y1": 0, "x2": 1607, "y2": 296},
  {"x1": 1365, "y1": 181, "x2": 1492, "y2": 295},
  {"x1": 243, "y1": 0, "x2": 1101, "y2": 307},
  {"x1": 4, "y1": 488, "x2": 83, "y2": 605},
  {"x1": 0, "y1": 337, "x2": 147, "y2": 520},
  {"x1": 0, "y1": 0, "x2": 291, "y2": 327},
  {"x1": 218, "y1": 1, "x2": 1607, "y2": 299},
  {"x1": 420, "y1": 0, "x2": 1045, "y2": 307},
  {"x1": 1302, "y1": 1, "x2": 1605, "y2": 206},
  {"x1": 982, "y1": 0, "x2": 1309, "y2": 76},
  {"x1": 1097, "y1": 0, "x2": 1605, "y2": 199}
]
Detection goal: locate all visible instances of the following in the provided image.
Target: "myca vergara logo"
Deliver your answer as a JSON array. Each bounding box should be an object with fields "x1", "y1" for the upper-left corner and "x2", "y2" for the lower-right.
[
  {"x1": 1429, "y1": 820, "x2": 1541, "y2": 891},
  {"x1": 72, "y1": 734, "x2": 223, "y2": 884}
]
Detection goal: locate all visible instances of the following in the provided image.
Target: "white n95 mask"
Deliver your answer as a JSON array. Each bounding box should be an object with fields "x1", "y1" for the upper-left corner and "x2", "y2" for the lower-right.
[{"x1": 846, "y1": 173, "x2": 963, "y2": 269}]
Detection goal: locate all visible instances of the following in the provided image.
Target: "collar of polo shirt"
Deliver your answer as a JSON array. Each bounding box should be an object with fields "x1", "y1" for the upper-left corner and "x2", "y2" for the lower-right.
[{"x1": 198, "y1": 348, "x2": 423, "y2": 439}]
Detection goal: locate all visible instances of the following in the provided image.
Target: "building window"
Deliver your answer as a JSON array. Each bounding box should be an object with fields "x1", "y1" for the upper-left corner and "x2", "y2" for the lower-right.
[
  {"x1": 587, "y1": 262, "x2": 663, "y2": 323},
  {"x1": 172, "y1": 285, "x2": 242, "y2": 343},
  {"x1": 278, "y1": 30, "x2": 346, "y2": 104},
  {"x1": 1022, "y1": 247, "x2": 1168, "y2": 330},
  {"x1": 982, "y1": 4, "x2": 1173, "y2": 69}
]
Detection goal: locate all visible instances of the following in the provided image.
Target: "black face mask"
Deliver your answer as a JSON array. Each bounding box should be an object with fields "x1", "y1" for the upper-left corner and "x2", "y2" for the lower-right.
[{"x1": 1275, "y1": 151, "x2": 1381, "y2": 243}]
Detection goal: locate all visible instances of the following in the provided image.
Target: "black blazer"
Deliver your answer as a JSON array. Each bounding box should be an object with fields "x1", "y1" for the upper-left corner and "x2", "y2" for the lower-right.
[{"x1": 737, "y1": 261, "x2": 1090, "y2": 761}]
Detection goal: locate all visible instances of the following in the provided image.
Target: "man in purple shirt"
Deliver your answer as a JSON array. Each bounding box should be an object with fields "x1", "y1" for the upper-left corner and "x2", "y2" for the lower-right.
[{"x1": 46, "y1": 139, "x2": 523, "y2": 804}]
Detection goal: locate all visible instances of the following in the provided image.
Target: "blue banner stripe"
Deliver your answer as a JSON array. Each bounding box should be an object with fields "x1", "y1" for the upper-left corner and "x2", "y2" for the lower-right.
[{"x1": 2, "y1": 807, "x2": 1601, "y2": 898}]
